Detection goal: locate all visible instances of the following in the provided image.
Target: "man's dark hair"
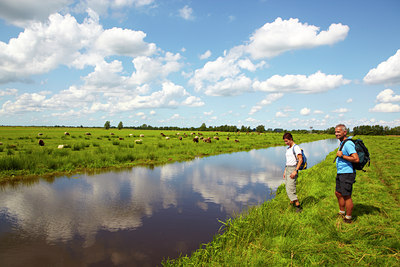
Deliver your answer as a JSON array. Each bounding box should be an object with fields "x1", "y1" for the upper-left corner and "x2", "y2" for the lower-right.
[{"x1": 283, "y1": 132, "x2": 293, "y2": 140}]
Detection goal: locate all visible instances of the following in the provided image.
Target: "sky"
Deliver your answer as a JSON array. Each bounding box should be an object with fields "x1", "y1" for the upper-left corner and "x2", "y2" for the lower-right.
[{"x1": 0, "y1": 0, "x2": 399, "y2": 130}]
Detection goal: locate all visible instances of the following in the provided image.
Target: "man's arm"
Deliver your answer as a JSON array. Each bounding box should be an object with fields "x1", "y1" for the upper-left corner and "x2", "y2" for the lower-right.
[
  {"x1": 336, "y1": 151, "x2": 359, "y2": 163},
  {"x1": 290, "y1": 154, "x2": 303, "y2": 178}
]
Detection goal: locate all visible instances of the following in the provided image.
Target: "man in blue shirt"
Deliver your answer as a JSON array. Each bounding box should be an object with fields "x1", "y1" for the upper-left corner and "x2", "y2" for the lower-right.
[{"x1": 335, "y1": 124, "x2": 359, "y2": 223}]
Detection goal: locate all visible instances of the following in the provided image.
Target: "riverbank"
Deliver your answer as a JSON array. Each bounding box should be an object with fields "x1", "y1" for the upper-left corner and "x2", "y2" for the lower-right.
[
  {"x1": 0, "y1": 126, "x2": 330, "y2": 182},
  {"x1": 163, "y1": 136, "x2": 399, "y2": 266}
]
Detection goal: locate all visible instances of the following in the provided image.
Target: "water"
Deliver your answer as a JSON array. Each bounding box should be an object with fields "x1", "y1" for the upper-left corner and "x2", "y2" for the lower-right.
[{"x1": 0, "y1": 138, "x2": 338, "y2": 266}]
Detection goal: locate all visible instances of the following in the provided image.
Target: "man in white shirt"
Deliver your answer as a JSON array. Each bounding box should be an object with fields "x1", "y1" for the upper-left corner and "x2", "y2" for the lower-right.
[{"x1": 283, "y1": 132, "x2": 303, "y2": 213}]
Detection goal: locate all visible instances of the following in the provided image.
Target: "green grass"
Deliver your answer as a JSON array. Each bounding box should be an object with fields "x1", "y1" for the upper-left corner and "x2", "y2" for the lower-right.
[
  {"x1": 163, "y1": 136, "x2": 400, "y2": 266},
  {"x1": 0, "y1": 126, "x2": 330, "y2": 182}
]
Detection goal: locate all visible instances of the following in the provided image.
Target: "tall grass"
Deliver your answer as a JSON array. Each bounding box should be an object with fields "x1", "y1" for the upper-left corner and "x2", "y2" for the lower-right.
[{"x1": 163, "y1": 136, "x2": 399, "y2": 266}]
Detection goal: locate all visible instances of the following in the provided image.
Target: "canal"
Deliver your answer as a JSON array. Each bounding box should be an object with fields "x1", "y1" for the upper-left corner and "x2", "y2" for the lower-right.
[{"x1": 0, "y1": 138, "x2": 338, "y2": 266}]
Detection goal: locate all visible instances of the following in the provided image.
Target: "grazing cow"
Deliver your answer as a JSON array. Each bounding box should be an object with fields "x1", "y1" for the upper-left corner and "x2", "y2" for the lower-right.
[
  {"x1": 179, "y1": 136, "x2": 182, "y2": 140},
  {"x1": 38, "y1": 133, "x2": 43, "y2": 136},
  {"x1": 203, "y1": 137, "x2": 212, "y2": 143},
  {"x1": 135, "y1": 139, "x2": 143, "y2": 144},
  {"x1": 193, "y1": 136, "x2": 199, "y2": 143},
  {"x1": 119, "y1": 137, "x2": 124, "y2": 140},
  {"x1": 160, "y1": 133, "x2": 166, "y2": 137},
  {"x1": 110, "y1": 133, "x2": 115, "y2": 135},
  {"x1": 235, "y1": 139, "x2": 240, "y2": 143},
  {"x1": 227, "y1": 137, "x2": 230, "y2": 140},
  {"x1": 64, "y1": 132, "x2": 70, "y2": 135},
  {"x1": 58, "y1": 145, "x2": 64, "y2": 149},
  {"x1": 38, "y1": 139, "x2": 45, "y2": 146},
  {"x1": 140, "y1": 134, "x2": 145, "y2": 137},
  {"x1": 165, "y1": 137, "x2": 170, "y2": 140},
  {"x1": 213, "y1": 136, "x2": 219, "y2": 140},
  {"x1": 85, "y1": 132, "x2": 91, "y2": 135}
]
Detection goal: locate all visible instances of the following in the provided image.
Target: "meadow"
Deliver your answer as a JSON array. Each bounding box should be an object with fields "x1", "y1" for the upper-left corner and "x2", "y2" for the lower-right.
[
  {"x1": 0, "y1": 126, "x2": 331, "y2": 182},
  {"x1": 163, "y1": 135, "x2": 400, "y2": 266}
]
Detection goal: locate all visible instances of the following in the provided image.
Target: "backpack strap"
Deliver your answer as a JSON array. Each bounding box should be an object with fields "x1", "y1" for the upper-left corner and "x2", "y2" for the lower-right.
[
  {"x1": 333, "y1": 138, "x2": 351, "y2": 163},
  {"x1": 292, "y1": 144, "x2": 299, "y2": 162}
]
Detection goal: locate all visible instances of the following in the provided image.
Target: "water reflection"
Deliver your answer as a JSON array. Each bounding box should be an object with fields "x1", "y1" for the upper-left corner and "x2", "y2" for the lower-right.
[{"x1": 0, "y1": 138, "x2": 338, "y2": 266}]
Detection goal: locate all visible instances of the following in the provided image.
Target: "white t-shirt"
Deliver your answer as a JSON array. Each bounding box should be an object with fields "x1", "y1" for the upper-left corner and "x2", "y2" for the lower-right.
[{"x1": 286, "y1": 144, "x2": 301, "y2": 166}]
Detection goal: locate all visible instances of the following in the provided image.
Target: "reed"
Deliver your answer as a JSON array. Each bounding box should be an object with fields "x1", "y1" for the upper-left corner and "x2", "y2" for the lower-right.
[{"x1": 163, "y1": 136, "x2": 400, "y2": 266}]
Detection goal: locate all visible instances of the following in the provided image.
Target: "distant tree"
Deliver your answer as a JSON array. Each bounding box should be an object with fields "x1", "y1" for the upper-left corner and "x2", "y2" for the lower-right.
[
  {"x1": 326, "y1": 127, "x2": 335, "y2": 134},
  {"x1": 104, "y1": 121, "x2": 111, "y2": 130},
  {"x1": 256, "y1": 125, "x2": 265, "y2": 133},
  {"x1": 118, "y1": 121, "x2": 123, "y2": 130},
  {"x1": 200, "y1": 123, "x2": 207, "y2": 131}
]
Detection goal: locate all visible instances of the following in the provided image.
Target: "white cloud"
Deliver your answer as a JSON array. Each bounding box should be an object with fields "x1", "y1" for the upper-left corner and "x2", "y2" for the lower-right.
[
  {"x1": 190, "y1": 17, "x2": 346, "y2": 97},
  {"x1": 0, "y1": 10, "x2": 157, "y2": 84},
  {"x1": 245, "y1": 117, "x2": 258, "y2": 123},
  {"x1": 333, "y1": 108, "x2": 349, "y2": 113},
  {"x1": 0, "y1": 93, "x2": 47, "y2": 114},
  {"x1": 346, "y1": 98, "x2": 353, "y2": 103},
  {"x1": 376, "y1": 89, "x2": 400, "y2": 103},
  {"x1": 179, "y1": 5, "x2": 194, "y2": 20},
  {"x1": 253, "y1": 71, "x2": 350, "y2": 94},
  {"x1": 260, "y1": 93, "x2": 284, "y2": 105},
  {"x1": 203, "y1": 110, "x2": 214, "y2": 116},
  {"x1": 203, "y1": 75, "x2": 253, "y2": 96},
  {"x1": 75, "y1": 0, "x2": 156, "y2": 17},
  {"x1": 249, "y1": 106, "x2": 262, "y2": 115},
  {"x1": 370, "y1": 103, "x2": 400, "y2": 113},
  {"x1": 182, "y1": 95, "x2": 205, "y2": 107},
  {"x1": 0, "y1": 0, "x2": 70, "y2": 26},
  {"x1": 246, "y1": 17, "x2": 349, "y2": 59},
  {"x1": 313, "y1": 110, "x2": 324, "y2": 114},
  {"x1": 0, "y1": 88, "x2": 18, "y2": 97},
  {"x1": 130, "y1": 52, "x2": 183, "y2": 85},
  {"x1": 95, "y1": 27, "x2": 157, "y2": 57},
  {"x1": 249, "y1": 93, "x2": 283, "y2": 115},
  {"x1": 0, "y1": 78, "x2": 204, "y2": 116},
  {"x1": 170, "y1": 114, "x2": 180, "y2": 119},
  {"x1": 200, "y1": 50, "x2": 212, "y2": 60},
  {"x1": 189, "y1": 53, "x2": 243, "y2": 92},
  {"x1": 275, "y1": 111, "x2": 288, "y2": 118},
  {"x1": 364, "y1": 49, "x2": 400, "y2": 85},
  {"x1": 300, "y1": 107, "x2": 311, "y2": 115}
]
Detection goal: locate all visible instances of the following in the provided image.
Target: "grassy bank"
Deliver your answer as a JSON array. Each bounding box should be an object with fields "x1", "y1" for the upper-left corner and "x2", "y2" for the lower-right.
[
  {"x1": 0, "y1": 126, "x2": 330, "y2": 182},
  {"x1": 164, "y1": 136, "x2": 399, "y2": 266}
]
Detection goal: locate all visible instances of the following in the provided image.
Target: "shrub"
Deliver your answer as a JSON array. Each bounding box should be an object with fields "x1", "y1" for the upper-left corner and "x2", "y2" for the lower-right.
[{"x1": 72, "y1": 143, "x2": 85, "y2": 151}]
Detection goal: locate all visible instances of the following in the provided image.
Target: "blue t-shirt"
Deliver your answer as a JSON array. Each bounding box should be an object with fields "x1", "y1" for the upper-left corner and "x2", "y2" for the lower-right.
[{"x1": 336, "y1": 138, "x2": 357, "y2": 174}]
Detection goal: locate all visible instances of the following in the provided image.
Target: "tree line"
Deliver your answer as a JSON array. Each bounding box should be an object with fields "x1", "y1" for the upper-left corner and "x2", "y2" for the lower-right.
[{"x1": 103, "y1": 121, "x2": 400, "y2": 135}]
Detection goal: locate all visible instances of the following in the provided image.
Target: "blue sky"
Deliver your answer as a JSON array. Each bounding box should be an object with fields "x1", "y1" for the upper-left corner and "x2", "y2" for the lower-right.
[{"x1": 0, "y1": 0, "x2": 399, "y2": 130}]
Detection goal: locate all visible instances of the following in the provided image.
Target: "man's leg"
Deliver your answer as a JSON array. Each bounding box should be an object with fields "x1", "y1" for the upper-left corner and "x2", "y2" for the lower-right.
[
  {"x1": 335, "y1": 191, "x2": 345, "y2": 212},
  {"x1": 343, "y1": 195, "x2": 353, "y2": 216}
]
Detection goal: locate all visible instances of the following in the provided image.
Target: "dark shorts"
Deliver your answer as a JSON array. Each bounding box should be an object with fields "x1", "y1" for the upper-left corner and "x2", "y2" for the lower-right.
[{"x1": 336, "y1": 173, "x2": 356, "y2": 196}]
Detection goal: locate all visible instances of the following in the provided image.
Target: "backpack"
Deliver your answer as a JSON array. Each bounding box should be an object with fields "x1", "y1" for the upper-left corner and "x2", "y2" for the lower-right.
[
  {"x1": 338, "y1": 138, "x2": 370, "y2": 171},
  {"x1": 293, "y1": 144, "x2": 307, "y2": 170}
]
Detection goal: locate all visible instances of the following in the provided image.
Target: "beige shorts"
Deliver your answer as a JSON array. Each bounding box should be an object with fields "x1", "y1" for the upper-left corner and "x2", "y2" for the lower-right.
[{"x1": 285, "y1": 166, "x2": 298, "y2": 202}]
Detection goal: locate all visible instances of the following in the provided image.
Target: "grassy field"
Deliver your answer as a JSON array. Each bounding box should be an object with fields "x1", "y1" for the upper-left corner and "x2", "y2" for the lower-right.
[
  {"x1": 163, "y1": 136, "x2": 400, "y2": 266},
  {"x1": 0, "y1": 126, "x2": 330, "y2": 182}
]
